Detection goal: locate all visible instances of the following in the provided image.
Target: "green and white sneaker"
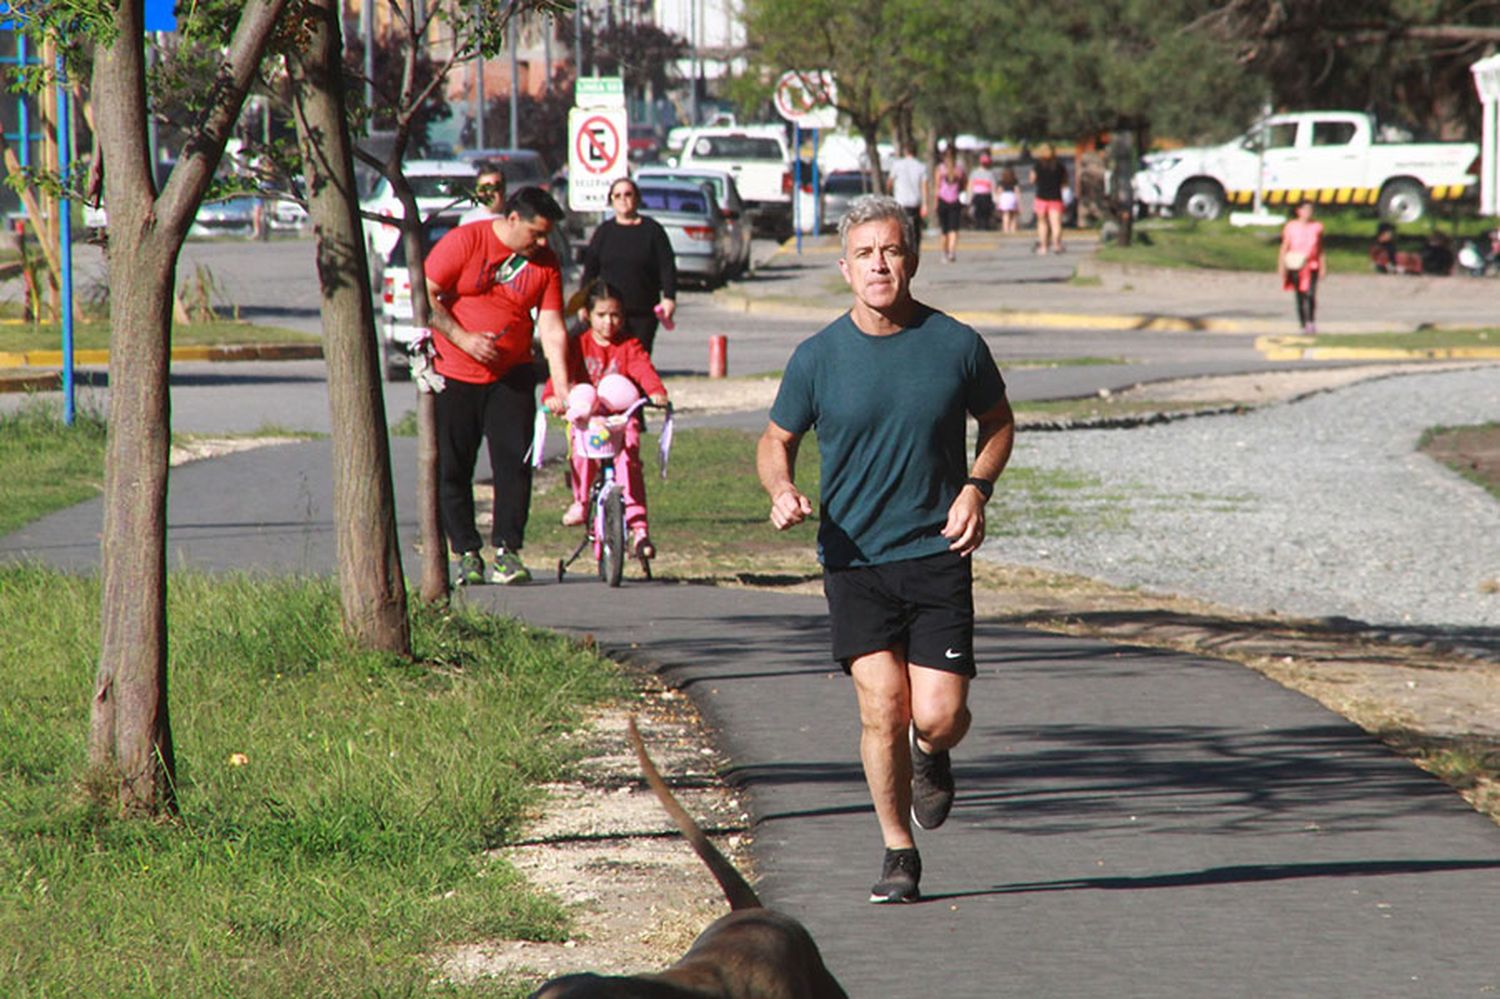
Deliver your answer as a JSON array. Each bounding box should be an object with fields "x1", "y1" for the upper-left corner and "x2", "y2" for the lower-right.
[
  {"x1": 455, "y1": 551, "x2": 485, "y2": 586},
  {"x1": 490, "y1": 546, "x2": 532, "y2": 585}
]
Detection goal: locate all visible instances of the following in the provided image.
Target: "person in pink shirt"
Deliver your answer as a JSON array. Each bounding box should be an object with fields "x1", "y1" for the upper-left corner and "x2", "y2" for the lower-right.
[
  {"x1": 542, "y1": 283, "x2": 670, "y2": 558},
  {"x1": 1279, "y1": 200, "x2": 1327, "y2": 333}
]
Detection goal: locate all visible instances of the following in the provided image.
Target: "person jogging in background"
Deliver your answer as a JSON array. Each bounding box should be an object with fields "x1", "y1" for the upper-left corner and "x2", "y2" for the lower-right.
[{"x1": 757, "y1": 194, "x2": 1015, "y2": 904}]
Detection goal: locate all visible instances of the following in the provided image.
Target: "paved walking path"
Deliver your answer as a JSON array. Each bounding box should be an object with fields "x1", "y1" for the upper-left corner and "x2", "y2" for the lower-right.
[
  {"x1": 5, "y1": 234, "x2": 1500, "y2": 993},
  {"x1": 4, "y1": 438, "x2": 1498, "y2": 995}
]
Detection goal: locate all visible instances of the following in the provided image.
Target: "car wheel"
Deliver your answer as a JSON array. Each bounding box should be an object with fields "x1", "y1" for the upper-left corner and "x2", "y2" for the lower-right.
[
  {"x1": 1378, "y1": 179, "x2": 1427, "y2": 224},
  {"x1": 1174, "y1": 180, "x2": 1225, "y2": 222}
]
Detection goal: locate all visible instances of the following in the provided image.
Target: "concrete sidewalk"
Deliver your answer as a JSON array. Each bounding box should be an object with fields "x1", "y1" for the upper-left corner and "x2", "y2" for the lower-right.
[{"x1": 4, "y1": 439, "x2": 1497, "y2": 995}]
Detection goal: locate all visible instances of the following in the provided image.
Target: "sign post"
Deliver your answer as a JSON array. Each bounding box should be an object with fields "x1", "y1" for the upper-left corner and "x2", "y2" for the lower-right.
[
  {"x1": 569, "y1": 76, "x2": 629, "y2": 213},
  {"x1": 1472, "y1": 54, "x2": 1500, "y2": 217}
]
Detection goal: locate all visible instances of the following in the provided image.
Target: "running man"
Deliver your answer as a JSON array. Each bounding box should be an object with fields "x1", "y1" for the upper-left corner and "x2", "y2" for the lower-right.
[{"x1": 757, "y1": 194, "x2": 1015, "y2": 904}]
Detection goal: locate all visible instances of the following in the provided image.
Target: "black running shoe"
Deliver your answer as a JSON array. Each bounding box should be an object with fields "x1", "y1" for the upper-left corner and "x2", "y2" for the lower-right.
[
  {"x1": 869, "y1": 847, "x2": 922, "y2": 904},
  {"x1": 911, "y1": 726, "x2": 955, "y2": 830}
]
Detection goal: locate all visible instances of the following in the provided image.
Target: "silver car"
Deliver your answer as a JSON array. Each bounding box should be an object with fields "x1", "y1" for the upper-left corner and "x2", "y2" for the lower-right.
[
  {"x1": 634, "y1": 166, "x2": 754, "y2": 277},
  {"x1": 635, "y1": 179, "x2": 733, "y2": 288}
]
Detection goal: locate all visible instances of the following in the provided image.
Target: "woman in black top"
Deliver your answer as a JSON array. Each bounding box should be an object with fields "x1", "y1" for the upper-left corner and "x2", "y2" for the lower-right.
[
  {"x1": 1030, "y1": 142, "x2": 1067, "y2": 255},
  {"x1": 580, "y1": 177, "x2": 678, "y2": 354}
]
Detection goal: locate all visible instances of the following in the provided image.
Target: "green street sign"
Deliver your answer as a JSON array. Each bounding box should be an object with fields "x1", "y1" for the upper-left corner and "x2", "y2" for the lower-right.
[{"x1": 575, "y1": 76, "x2": 625, "y2": 108}]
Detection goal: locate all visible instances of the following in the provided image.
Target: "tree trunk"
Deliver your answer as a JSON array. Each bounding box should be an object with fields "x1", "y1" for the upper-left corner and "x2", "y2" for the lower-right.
[
  {"x1": 288, "y1": 0, "x2": 412, "y2": 652},
  {"x1": 90, "y1": 238, "x2": 179, "y2": 815},
  {"x1": 86, "y1": 0, "x2": 290, "y2": 817}
]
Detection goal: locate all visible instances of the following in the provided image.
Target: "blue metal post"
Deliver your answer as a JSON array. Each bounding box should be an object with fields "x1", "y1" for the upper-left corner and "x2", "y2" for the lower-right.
[
  {"x1": 812, "y1": 128, "x2": 821, "y2": 233},
  {"x1": 57, "y1": 50, "x2": 74, "y2": 424}
]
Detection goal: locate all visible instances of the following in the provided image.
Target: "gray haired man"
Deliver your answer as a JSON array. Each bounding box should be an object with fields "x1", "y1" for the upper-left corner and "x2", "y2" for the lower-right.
[{"x1": 757, "y1": 195, "x2": 1015, "y2": 902}]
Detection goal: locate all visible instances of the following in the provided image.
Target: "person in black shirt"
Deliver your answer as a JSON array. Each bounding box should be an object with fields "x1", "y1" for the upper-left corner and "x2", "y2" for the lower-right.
[
  {"x1": 1030, "y1": 142, "x2": 1067, "y2": 255},
  {"x1": 580, "y1": 177, "x2": 678, "y2": 354}
]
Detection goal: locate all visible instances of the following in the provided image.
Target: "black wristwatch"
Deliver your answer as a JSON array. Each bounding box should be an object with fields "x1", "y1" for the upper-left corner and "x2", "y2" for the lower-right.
[{"x1": 963, "y1": 476, "x2": 994, "y2": 500}]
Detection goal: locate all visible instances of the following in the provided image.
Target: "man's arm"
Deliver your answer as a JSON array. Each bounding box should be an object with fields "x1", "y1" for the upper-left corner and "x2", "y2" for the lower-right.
[
  {"x1": 941, "y1": 395, "x2": 1015, "y2": 555},
  {"x1": 425, "y1": 278, "x2": 502, "y2": 366},
  {"x1": 535, "y1": 307, "x2": 571, "y2": 413},
  {"x1": 757, "y1": 420, "x2": 813, "y2": 530}
]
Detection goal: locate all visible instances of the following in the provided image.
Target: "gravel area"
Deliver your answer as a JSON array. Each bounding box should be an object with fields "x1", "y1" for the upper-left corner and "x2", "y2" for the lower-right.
[{"x1": 984, "y1": 366, "x2": 1500, "y2": 640}]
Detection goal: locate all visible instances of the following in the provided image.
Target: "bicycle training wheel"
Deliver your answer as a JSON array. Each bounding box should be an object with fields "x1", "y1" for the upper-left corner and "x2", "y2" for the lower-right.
[{"x1": 599, "y1": 487, "x2": 626, "y2": 587}]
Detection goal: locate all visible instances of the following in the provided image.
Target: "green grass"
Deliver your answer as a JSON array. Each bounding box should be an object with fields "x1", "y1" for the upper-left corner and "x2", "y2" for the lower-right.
[
  {"x1": 0, "y1": 567, "x2": 629, "y2": 997},
  {"x1": 1096, "y1": 210, "x2": 1489, "y2": 275},
  {"x1": 1299, "y1": 329, "x2": 1499, "y2": 350},
  {"x1": 0, "y1": 320, "x2": 318, "y2": 354},
  {"x1": 0, "y1": 399, "x2": 108, "y2": 535}
]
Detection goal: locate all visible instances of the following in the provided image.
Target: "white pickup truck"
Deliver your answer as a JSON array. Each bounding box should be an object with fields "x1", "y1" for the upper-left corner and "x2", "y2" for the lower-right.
[
  {"x1": 1132, "y1": 111, "x2": 1479, "y2": 224},
  {"x1": 675, "y1": 125, "x2": 793, "y2": 238}
]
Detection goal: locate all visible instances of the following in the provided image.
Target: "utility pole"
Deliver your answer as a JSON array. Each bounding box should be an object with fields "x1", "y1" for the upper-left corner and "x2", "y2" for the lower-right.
[
  {"x1": 508, "y1": 18, "x2": 519, "y2": 148},
  {"x1": 361, "y1": 0, "x2": 374, "y2": 114}
]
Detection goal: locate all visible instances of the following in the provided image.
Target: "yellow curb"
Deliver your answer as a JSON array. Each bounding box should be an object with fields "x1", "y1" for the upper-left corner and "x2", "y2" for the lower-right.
[
  {"x1": 712, "y1": 289, "x2": 1274, "y2": 334},
  {"x1": 0, "y1": 342, "x2": 323, "y2": 367},
  {"x1": 1254, "y1": 335, "x2": 1500, "y2": 361}
]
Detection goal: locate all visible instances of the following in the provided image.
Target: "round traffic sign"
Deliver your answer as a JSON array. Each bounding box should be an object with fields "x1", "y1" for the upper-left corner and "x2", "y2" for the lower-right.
[{"x1": 574, "y1": 114, "x2": 623, "y2": 175}]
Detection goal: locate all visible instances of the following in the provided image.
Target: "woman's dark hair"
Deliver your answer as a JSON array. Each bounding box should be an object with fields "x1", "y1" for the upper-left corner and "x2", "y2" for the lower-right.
[
  {"x1": 585, "y1": 281, "x2": 627, "y2": 311},
  {"x1": 608, "y1": 176, "x2": 640, "y2": 200}
]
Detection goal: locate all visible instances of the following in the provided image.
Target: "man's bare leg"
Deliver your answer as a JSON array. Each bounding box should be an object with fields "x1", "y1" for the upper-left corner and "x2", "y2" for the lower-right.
[
  {"x1": 909, "y1": 665, "x2": 971, "y2": 755},
  {"x1": 849, "y1": 648, "x2": 914, "y2": 849}
]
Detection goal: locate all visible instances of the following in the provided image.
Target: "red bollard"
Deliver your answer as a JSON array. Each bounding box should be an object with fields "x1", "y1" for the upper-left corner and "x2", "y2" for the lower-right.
[{"x1": 709, "y1": 334, "x2": 728, "y2": 378}]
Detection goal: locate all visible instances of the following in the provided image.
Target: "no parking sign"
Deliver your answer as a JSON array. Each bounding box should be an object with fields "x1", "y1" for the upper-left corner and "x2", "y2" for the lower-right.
[{"x1": 568, "y1": 106, "x2": 629, "y2": 212}]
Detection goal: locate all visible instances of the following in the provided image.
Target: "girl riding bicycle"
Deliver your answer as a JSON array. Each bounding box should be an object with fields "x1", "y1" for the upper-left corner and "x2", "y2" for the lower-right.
[{"x1": 542, "y1": 282, "x2": 669, "y2": 559}]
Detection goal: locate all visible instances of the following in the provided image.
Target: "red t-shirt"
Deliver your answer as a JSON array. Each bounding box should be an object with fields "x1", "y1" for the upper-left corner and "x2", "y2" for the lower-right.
[
  {"x1": 543, "y1": 333, "x2": 667, "y2": 400},
  {"x1": 424, "y1": 219, "x2": 564, "y2": 384}
]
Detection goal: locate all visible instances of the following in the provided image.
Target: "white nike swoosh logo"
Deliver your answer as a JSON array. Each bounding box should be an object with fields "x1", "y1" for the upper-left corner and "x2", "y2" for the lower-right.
[{"x1": 944, "y1": 649, "x2": 963, "y2": 660}]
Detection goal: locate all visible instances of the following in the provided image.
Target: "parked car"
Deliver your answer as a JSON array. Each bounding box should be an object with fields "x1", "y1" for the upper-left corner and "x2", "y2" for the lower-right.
[
  {"x1": 1132, "y1": 111, "x2": 1480, "y2": 223},
  {"x1": 675, "y1": 124, "x2": 793, "y2": 239},
  {"x1": 377, "y1": 213, "x2": 466, "y2": 381},
  {"x1": 795, "y1": 168, "x2": 877, "y2": 233},
  {"x1": 635, "y1": 165, "x2": 753, "y2": 276},
  {"x1": 360, "y1": 159, "x2": 478, "y2": 263},
  {"x1": 267, "y1": 194, "x2": 308, "y2": 231},
  {"x1": 189, "y1": 196, "x2": 260, "y2": 238},
  {"x1": 628, "y1": 125, "x2": 663, "y2": 164},
  {"x1": 456, "y1": 148, "x2": 551, "y2": 193},
  {"x1": 635, "y1": 179, "x2": 733, "y2": 287}
]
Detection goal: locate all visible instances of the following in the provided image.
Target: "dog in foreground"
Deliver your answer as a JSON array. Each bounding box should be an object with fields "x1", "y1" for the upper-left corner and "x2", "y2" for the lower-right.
[{"x1": 526, "y1": 717, "x2": 849, "y2": 999}]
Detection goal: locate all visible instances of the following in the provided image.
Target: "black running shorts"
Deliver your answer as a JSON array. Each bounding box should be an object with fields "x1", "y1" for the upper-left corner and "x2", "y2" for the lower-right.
[{"x1": 823, "y1": 550, "x2": 976, "y2": 676}]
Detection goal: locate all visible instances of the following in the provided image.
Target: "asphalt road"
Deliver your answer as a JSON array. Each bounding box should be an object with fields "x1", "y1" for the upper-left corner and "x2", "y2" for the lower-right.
[{"x1": 13, "y1": 234, "x2": 1365, "y2": 436}]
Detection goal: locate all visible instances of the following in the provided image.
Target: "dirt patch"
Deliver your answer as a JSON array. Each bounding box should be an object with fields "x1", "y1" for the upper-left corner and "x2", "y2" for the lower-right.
[
  {"x1": 433, "y1": 683, "x2": 756, "y2": 993},
  {"x1": 1422, "y1": 422, "x2": 1500, "y2": 501}
]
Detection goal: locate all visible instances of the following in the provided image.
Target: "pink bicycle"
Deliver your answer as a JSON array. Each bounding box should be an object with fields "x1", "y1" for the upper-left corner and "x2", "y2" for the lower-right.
[{"x1": 554, "y1": 397, "x2": 673, "y2": 587}]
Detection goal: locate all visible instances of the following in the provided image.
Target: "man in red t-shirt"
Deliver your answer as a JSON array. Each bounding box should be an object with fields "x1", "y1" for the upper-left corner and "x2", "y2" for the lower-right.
[{"x1": 424, "y1": 187, "x2": 572, "y2": 585}]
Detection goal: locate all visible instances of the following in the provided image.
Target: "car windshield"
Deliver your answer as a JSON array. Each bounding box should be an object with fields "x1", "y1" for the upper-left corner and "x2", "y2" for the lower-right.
[
  {"x1": 496, "y1": 159, "x2": 546, "y2": 186},
  {"x1": 639, "y1": 188, "x2": 709, "y2": 215},
  {"x1": 824, "y1": 173, "x2": 873, "y2": 194},
  {"x1": 693, "y1": 136, "x2": 784, "y2": 160},
  {"x1": 646, "y1": 173, "x2": 727, "y2": 201}
]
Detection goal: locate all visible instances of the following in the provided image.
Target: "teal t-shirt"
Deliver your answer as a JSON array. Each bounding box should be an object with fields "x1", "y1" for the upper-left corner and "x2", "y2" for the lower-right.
[{"x1": 769, "y1": 306, "x2": 1007, "y2": 568}]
